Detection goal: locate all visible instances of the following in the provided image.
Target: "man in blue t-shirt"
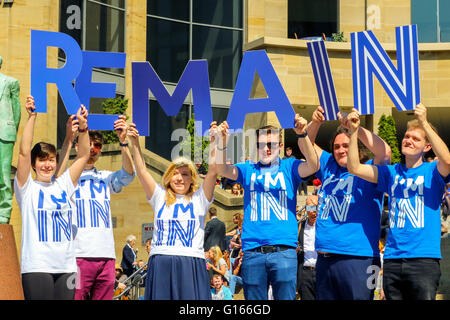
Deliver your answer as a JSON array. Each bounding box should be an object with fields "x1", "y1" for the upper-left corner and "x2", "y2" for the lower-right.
[
  {"x1": 212, "y1": 114, "x2": 318, "y2": 300},
  {"x1": 346, "y1": 104, "x2": 450, "y2": 300},
  {"x1": 306, "y1": 106, "x2": 391, "y2": 300}
]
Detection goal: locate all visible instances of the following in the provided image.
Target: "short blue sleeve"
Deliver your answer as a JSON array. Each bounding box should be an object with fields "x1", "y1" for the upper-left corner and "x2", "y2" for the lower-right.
[
  {"x1": 233, "y1": 162, "x2": 247, "y2": 185},
  {"x1": 376, "y1": 165, "x2": 391, "y2": 194}
]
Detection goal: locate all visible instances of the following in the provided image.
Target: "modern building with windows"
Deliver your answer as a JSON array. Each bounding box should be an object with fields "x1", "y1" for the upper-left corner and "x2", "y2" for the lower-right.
[{"x1": 1, "y1": 1, "x2": 449, "y2": 294}]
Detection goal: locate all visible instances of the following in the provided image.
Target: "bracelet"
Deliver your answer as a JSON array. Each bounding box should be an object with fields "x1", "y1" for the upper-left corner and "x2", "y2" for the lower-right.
[
  {"x1": 119, "y1": 142, "x2": 129, "y2": 147},
  {"x1": 78, "y1": 126, "x2": 88, "y2": 133},
  {"x1": 296, "y1": 131, "x2": 308, "y2": 139},
  {"x1": 217, "y1": 146, "x2": 227, "y2": 151}
]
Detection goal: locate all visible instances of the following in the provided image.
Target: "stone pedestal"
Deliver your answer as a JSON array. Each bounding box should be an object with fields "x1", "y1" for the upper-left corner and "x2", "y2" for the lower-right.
[{"x1": 0, "y1": 224, "x2": 24, "y2": 299}]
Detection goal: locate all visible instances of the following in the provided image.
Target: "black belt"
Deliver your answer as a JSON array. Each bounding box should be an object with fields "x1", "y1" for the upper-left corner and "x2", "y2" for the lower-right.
[
  {"x1": 302, "y1": 265, "x2": 316, "y2": 270},
  {"x1": 248, "y1": 245, "x2": 293, "y2": 254},
  {"x1": 317, "y1": 252, "x2": 338, "y2": 258}
]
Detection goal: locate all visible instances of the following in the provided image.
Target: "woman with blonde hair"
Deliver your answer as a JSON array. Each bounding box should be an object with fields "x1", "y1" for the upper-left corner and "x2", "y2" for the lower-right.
[
  {"x1": 127, "y1": 121, "x2": 224, "y2": 300},
  {"x1": 207, "y1": 245, "x2": 229, "y2": 284}
]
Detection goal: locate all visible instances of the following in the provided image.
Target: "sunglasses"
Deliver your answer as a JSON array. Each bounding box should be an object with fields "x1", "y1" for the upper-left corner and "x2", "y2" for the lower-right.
[
  {"x1": 256, "y1": 142, "x2": 280, "y2": 150},
  {"x1": 306, "y1": 205, "x2": 318, "y2": 212},
  {"x1": 92, "y1": 142, "x2": 103, "y2": 152}
]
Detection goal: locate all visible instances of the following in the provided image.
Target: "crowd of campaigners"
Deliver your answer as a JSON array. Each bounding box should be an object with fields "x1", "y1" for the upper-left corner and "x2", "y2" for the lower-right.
[{"x1": 13, "y1": 94, "x2": 450, "y2": 300}]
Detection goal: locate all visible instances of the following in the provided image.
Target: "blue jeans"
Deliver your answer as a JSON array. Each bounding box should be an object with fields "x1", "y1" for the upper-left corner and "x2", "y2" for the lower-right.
[
  {"x1": 241, "y1": 248, "x2": 297, "y2": 300},
  {"x1": 229, "y1": 274, "x2": 243, "y2": 295}
]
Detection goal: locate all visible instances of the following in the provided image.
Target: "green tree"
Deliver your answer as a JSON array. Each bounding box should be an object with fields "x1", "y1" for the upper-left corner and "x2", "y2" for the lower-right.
[
  {"x1": 101, "y1": 97, "x2": 129, "y2": 144},
  {"x1": 182, "y1": 113, "x2": 210, "y2": 169},
  {"x1": 377, "y1": 114, "x2": 401, "y2": 164}
]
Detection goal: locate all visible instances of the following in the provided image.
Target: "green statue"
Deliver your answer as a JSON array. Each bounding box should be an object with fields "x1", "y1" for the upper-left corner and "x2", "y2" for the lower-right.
[{"x1": 0, "y1": 56, "x2": 21, "y2": 224}]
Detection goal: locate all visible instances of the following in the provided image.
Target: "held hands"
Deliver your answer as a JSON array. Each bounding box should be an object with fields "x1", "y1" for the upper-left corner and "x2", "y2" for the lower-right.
[
  {"x1": 346, "y1": 108, "x2": 360, "y2": 133},
  {"x1": 209, "y1": 120, "x2": 229, "y2": 147},
  {"x1": 25, "y1": 95, "x2": 36, "y2": 116},
  {"x1": 114, "y1": 115, "x2": 128, "y2": 143},
  {"x1": 66, "y1": 115, "x2": 79, "y2": 143},
  {"x1": 76, "y1": 105, "x2": 88, "y2": 132},
  {"x1": 294, "y1": 114, "x2": 307, "y2": 135},
  {"x1": 127, "y1": 123, "x2": 140, "y2": 144},
  {"x1": 312, "y1": 105, "x2": 325, "y2": 124}
]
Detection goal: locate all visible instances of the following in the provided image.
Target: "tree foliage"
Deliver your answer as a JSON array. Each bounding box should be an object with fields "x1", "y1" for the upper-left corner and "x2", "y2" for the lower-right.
[
  {"x1": 377, "y1": 114, "x2": 401, "y2": 164},
  {"x1": 101, "y1": 97, "x2": 129, "y2": 144},
  {"x1": 182, "y1": 113, "x2": 210, "y2": 169}
]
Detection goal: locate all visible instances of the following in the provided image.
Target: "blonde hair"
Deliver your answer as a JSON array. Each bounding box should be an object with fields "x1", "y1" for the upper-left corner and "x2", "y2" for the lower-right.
[
  {"x1": 209, "y1": 245, "x2": 223, "y2": 267},
  {"x1": 406, "y1": 119, "x2": 437, "y2": 143},
  {"x1": 162, "y1": 157, "x2": 199, "y2": 206}
]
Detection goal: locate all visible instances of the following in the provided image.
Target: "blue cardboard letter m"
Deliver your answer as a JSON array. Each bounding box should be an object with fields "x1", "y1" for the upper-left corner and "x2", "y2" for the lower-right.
[
  {"x1": 351, "y1": 25, "x2": 421, "y2": 114},
  {"x1": 132, "y1": 60, "x2": 213, "y2": 136}
]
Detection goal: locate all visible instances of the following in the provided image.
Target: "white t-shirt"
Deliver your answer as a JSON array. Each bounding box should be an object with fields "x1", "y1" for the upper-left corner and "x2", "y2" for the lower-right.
[
  {"x1": 148, "y1": 184, "x2": 213, "y2": 259},
  {"x1": 14, "y1": 170, "x2": 77, "y2": 274},
  {"x1": 71, "y1": 168, "x2": 133, "y2": 259},
  {"x1": 303, "y1": 221, "x2": 317, "y2": 267}
]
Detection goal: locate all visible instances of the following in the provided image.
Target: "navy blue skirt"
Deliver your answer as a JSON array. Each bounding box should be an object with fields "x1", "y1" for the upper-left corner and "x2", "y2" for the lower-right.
[{"x1": 144, "y1": 254, "x2": 211, "y2": 300}]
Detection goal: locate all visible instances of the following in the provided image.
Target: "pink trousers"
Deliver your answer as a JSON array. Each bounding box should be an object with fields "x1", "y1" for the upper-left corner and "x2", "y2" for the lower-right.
[{"x1": 74, "y1": 258, "x2": 116, "y2": 300}]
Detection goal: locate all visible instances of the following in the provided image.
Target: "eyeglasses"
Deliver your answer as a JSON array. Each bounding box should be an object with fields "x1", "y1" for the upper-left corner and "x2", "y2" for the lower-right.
[
  {"x1": 256, "y1": 142, "x2": 280, "y2": 150},
  {"x1": 306, "y1": 205, "x2": 318, "y2": 212}
]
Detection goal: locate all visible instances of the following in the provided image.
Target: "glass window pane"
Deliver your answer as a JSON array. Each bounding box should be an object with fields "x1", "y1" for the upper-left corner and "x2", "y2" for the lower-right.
[
  {"x1": 147, "y1": 17, "x2": 190, "y2": 83},
  {"x1": 439, "y1": 0, "x2": 450, "y2": 42},
  {"x1": 288, "y1": 0, "x2": 337, "y2": 39},
  {"x1": 212, "y1": 106, "x2": 229, "y2": 125},
  {"x1": 147, "y1": 0, "x2": 189, "y2": 21},
  {"x1": 145, "y1": 101, "x2": 190, "y2": 161},
  {"x1": 193, "y1": 0, "x2": 242, "y2": 28},
  {"x1": 192, "y1": 26, "x2": 242, "y2": 89},
  {"x1": 95, "y1": 0, "x2": 125, "y2": 9},
  {"x1": 59, "y1": 0, "x2": 83, "y2": 59},
  {"x1": 412, "y1": 0, "x2": 438, "y2": 42}
]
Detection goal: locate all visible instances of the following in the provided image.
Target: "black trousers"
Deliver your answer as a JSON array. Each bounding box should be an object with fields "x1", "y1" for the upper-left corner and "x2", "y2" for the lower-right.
[
  {"x1": 298, "y1": 266, "x2": 316, "y2": 300},
  {"x1": 22, "y1": 272, "x2": 76, "y2": 300},
  {"x1": 383, "y1": 258, "x2": 441, "y2": 300}
]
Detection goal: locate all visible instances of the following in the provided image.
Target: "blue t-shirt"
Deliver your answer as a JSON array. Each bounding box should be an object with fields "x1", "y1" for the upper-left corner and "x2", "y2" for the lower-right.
[
  {"x1": 377, "y1": 161, "x2": 447, "y2": 259},
  {"x1": 315, "y1": 151, "x2": 383, "y2": 257},
  {"x1": 235, "y1": 157, "x2": 304, "y2": 251}
]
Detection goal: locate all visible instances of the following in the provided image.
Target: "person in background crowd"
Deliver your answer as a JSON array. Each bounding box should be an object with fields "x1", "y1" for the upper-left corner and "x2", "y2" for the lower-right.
[
  {"x1": 207, "y1": 245, "x2": 229, "y2": 285},
  {"x1": 296, "y1": 195, "x2": 318, "y2": 300},
  {"x1": 204, "y1": 206, "x2": 227, "y2": 252},
  {"x1": 346, "y1": 104, "x2": 450, "y2": 300},
  {"x1": 210, "y1": 274, "x2": 232, "y2": 300},
  {"x1": 121, "y1": 235, "x2": 138, "y2": 278}
]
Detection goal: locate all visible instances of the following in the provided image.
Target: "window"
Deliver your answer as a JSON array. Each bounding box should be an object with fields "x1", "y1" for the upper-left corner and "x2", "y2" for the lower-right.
[
  {"x1": 147, "y1": 0, "x2": 243, "y2": 89},
  {"x1": 412, "y1": 0, "x2": 450, "y2": 42},
  {"x1": 147, "y1": 0, "x2": 243, "y2": 161},
  {"x1": 288, "y1": 0, "x2": 338, "y2": 39}
]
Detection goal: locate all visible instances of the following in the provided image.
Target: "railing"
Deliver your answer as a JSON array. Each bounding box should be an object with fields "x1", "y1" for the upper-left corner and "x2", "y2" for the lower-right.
[{"x1": 114, "y1": 263, "x2": 148, "y2": 300}]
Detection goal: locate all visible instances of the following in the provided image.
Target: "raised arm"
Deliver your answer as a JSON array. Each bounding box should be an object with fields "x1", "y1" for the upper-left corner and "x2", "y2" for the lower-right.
[
  {"x1": 294, "y1": 114, "x2": 319, "y2": 178},
  {"x1": 16, "y1": 95, "x2": 37, "y2": 188},
  {"x1": 346, "y1": 110, "x2": 379, "y2": 183},
  {"x1": 128, "y1": 123, "x2": 156, "y2": 200},
  {"x1": 415, "y1": 103, "x2": 450, "y2": 177},
  {"x1": 212, "y1": 121, "x2": 239, "y2": 181},
  {"x1": 114, "y1": 115, "x2": 135, "y2": 176},
  {"x1": 55, "y1": 115, "x2": 78, "y2": 178},
  {"x1": 201, "y1": 122, "x2": 221, "y2": 202},
  {"x1": 68, "y1": 106, "x2": 90, "y2": 186},
  {"x1": 338, "y1": 108, "x2": 391, "y2": 165},
  {"x1": 306, "y1": 105, "x2": 325, "y2": 158}
]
